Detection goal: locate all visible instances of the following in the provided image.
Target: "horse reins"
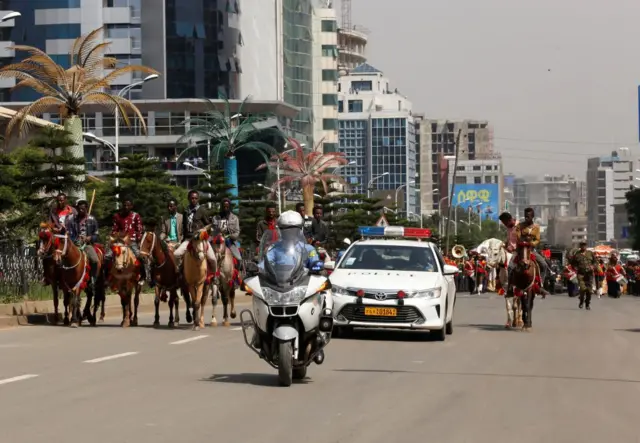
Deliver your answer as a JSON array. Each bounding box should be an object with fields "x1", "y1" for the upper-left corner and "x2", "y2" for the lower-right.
[
  {"x1": 53, "y1": 234, "x2": 88, "y2": 291},
  {"x1": 139, "y1": 232, "x2": 167, "y2": 268}
]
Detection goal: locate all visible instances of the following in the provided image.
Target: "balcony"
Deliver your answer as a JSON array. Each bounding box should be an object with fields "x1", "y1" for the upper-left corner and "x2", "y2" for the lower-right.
[{"x1": 103, "y1": 7, "x2": 132, "y2": 24}]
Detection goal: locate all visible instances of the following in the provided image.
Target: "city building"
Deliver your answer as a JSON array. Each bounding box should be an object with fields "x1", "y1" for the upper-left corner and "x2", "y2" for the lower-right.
[
  {"x1": 1, "y1": 99, "x2": 298, "y2": 189},
  {"x1": 613, "y1": 203, "x2": 631, "y2": 249},
  {"x1": 546, "y1": 216, "x2": 588, "y2": 248},
  {"x1": 586, "y1": 149, "x2": 636, "y2": 246},
  {"x1": 514, "y1": 175, "x2": 583, "y2": 225},
  {"x1": 311, "y1": 3, "x2": 338, "y2": 153},
  {"x1": 418, "y1": 119, "x2": 494, "y2": 215},
  {"x1": 337, "y1": 63, "x2": 417, "y2": 215},
  {"x1": 337, "y1": 0, "x2": 367, "y2": 74}
]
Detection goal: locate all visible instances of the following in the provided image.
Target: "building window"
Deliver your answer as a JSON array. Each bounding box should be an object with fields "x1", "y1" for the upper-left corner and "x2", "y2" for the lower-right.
[
  {"x1": 338, "y1": 100, "x2": 344, "y2": 112},
  {"x1": 322, "y1": 93, "x2": 338, "y2": 106},
  {"x1": 322, "y1": 69, "x2": 338, "y2": 81},
  {"x1": 322, "y1": 44, "x2": 338, "y2": 58},
  {"x1": 44, "y1": 24, "x2": 82, "y2": 39},
  {"x1": 348, "y1": 100, "x2": 363, "y2": 112},
  {"x1": 351, "y1": 80, "x2": 372, "y2": 91},
  {"x1": 321, "y1": 20, "x2": 337, "y2": 32},
  {"x1": 472, "y1": 165, "x2": 481, "y2": 171},
  {"x1": 474, "y1": 177, "x2": 482, "y2": 184},
  {"x1": 323, "y1": 119, "x2": 338, "y2": 130},
  {"x1": 323, "y1": 142, "x2": 338, "y2": 153}
]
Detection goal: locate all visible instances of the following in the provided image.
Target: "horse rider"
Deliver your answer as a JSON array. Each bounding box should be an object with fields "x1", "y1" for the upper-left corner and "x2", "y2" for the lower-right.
[
  {"x1": 295, "y1": 202, "x2": 313, "y2": 238},
  {"x1": 212, "y1": 197, "x2": 242, "y2": 261},
  {"x1": 159, "y1": 199, "x2": 183, "y2": 249},
  {"x1": 105, "y1": 197, "x2": 146, "y2": 285},
  {"x1": 172, "y1": 190, "x2": 217, "y2": 271},
  {"x1": 501, "y1": 209, "x2": 550, "y2": 297},
  {"x1": 571, "y1": 241, "x2": 597, "y2": 309},
  {"x1": 48, "y1": 192, "x2": 76, "y2": 234},
  {"x1": 64, "y1": 199, "x2": 100, "y2": 291},
  {"x1": 258, "y1": 210, "x2": 321, "y2": 272},
  {"x1": 256, "y1": 202, "x2": 278, "y2": 243}
]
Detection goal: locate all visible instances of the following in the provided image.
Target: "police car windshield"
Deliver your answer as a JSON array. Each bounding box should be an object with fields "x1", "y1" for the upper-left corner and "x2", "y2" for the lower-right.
[
  {"x1": 258, "y1": 228, "x2": 309, "y2": 284},
  {"x1": 338, "y1": 244, "x2": 438, "y2": 272}
]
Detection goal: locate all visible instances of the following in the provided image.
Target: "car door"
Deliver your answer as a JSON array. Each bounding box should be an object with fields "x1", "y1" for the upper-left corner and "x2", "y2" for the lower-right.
[{"x1": 433, "y1": 246, "x2": 456, "y2": 314}]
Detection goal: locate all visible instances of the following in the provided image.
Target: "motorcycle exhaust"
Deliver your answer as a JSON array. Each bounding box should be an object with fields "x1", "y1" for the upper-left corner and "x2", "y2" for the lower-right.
[{"x1": 313, "y1": 350, "x2": 325, "y2": 365}]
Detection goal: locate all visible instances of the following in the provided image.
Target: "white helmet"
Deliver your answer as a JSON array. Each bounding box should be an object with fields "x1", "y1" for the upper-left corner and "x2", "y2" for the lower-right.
[
  {"x1": 277, "y1": 210, "x2": 303, "y2": 229},
  {"x1": 343, "y1": 238, "x2": 351, "y2": 245}
]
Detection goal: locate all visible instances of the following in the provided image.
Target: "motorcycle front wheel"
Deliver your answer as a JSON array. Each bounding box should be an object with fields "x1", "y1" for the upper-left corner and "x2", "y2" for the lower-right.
[{"x1": 278, "y1": 341, "x2": 293, "y2": 387}]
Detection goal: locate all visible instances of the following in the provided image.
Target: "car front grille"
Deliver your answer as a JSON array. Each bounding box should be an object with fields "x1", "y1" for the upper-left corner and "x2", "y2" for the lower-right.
[
  {"x1": 344, "y1": 289, "x2": 400, "y2": 300},
  {"x1": 338, "y1": 304, "x2": 424, "y2": 324}
]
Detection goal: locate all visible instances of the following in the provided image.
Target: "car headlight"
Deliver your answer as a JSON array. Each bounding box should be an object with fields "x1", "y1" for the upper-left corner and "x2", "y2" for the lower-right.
[
  {"x1": 331, "y1": 285, "x2": 350, "y2": 296},
  {"x1": 261, "y1": 286, "x2": 308, "y2": 305},
  {"x1": 407, "y1": 288, "x2": 441, "y2": 298}
]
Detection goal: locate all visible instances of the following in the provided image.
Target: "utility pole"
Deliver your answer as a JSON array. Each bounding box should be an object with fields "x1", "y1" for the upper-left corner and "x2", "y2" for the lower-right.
[{"x1": 445, "y1": 129, "x2": 462, "y2": 254}]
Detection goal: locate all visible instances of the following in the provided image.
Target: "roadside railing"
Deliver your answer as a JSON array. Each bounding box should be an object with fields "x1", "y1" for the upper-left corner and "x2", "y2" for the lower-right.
[{"x1": 0, "y1": 239, "x2": 47, "y2": 303}]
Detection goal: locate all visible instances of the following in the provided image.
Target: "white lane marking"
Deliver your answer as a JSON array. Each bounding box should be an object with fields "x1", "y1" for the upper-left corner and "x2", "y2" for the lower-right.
[
  {"x1": 83, "y1": 352, "x2": 138, "y2": 363},
  {"x1": 0, "y1": 374, "x2": 39, "y2": 385},
  {"x1": 170, "y1": 335, "x2": 208, "y2": 345},
  {"x1": 231, "y1": 327, "x2": 242, "y2": 331}
]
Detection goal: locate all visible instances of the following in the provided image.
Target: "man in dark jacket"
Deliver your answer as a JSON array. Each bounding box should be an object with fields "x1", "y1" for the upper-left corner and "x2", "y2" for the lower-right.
[
  {"x1": 310, "y1": 205, "x2": 329, "y2": 245},
  {"x1": 256, "y1": 202, "x2": 278, "y2": 243},
  {"x1": 173, "y1": 190, "x2": 216, "y2": 269},
  {"x1": 65, "y1": 199, "x2": 100, "y2": 290}
]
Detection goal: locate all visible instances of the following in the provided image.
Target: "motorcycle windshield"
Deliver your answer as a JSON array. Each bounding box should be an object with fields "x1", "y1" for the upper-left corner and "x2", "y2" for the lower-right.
[{"x1": 258, "y1": 228, "x2": 309, "y2": 285}]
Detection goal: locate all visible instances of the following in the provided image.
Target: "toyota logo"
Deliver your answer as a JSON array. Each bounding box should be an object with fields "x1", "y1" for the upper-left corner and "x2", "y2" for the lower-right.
[{"x1": 374, "y1": 292, "x2": 387, "y2": 301}]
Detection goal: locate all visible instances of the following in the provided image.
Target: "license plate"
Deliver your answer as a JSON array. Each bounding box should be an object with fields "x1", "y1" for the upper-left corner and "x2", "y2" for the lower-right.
[{"x1": 364, "y1": 307, "x2": 397, "y2": 317}]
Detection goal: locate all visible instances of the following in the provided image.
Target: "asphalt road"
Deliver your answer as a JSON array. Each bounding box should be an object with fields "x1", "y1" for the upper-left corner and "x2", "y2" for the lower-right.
[{"x1": 2, "y1": 293, "x2": 640, "y2": 443}]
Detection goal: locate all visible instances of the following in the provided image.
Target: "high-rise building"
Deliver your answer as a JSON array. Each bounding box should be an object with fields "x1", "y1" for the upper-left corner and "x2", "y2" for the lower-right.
[
  {"x1": 418, "y1": 119, "x2": 493, "y2": 215},
  {"x1": 312, "y1": 4, "x2": 338, "y2": 153},
  {"x1": 337, "y1": 63, "x2": 417, "y2": 215},
  {"x1": 586, "y1": 149, "x2": 636, "y2": 246}
]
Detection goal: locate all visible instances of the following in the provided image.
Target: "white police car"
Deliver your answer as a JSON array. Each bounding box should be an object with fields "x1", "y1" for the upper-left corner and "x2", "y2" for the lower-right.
[{"x1": 325, "y1": 226, "x2": 458, "y2": 341}]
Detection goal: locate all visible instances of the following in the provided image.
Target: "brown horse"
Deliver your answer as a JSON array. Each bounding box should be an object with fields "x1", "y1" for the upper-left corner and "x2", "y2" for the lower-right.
[
  {"x1": 511, "y1": 241, "x2": 541, "y2": 331},
  {"x1": 210, "y1": 233, "x2": 237, "y2": 327},
  {"x1": 49, "y1": 232, "x2": 96, "y2": 327},
  {"x1": 183, "y1": 226, "x2": 215, "y2": 331},
  {"x1": 139, "y1": 231, "x2": 189, "y2": 328},
  {"x1": 108, "y1": 234, "x2": 142, "y2": 327},
  {"x1": 37, "y1": 223, "x2": 72, "y2": 325}
]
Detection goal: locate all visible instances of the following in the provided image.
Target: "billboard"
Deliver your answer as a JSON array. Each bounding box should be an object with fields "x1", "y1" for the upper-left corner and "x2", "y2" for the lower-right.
[{"x1": 451, "y1": 184, "x2": 500, "y2": 221}]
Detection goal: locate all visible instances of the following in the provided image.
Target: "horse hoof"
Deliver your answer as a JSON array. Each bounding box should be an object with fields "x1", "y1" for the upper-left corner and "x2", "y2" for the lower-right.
[
  {"x1": 99, "y1": 315, "x2": 105, "y2": 322},
  {"x1": 121, "y1": 321, "x2": 130, "y2": 328},
  {"x1": 223, "y1": 320, "x2": 230, "y2": 327},
  {"x1": 186, "y1": 312, "x2": 193, "y2": 324},
  {"x1": 63, "y1": 318, "x2": 70, "y2": 326},
  {"x1": 193, "y1": 325, "x2": 200, "y2": 331},
  {"x1": 210, "y1": 319, "x2": 218, "y2": 327},
  {"x1": 168, "y1": 321, "x2": 175, "y2": 329},
  {"x1": 153, "y1": 321, "x2": 160, "y2": 328},
  {"x1": 70, "y1": 322, "x2": 78, "y2": 328},
  {"x1": 230, "y1": 311, "x2": 237, "y2": 319},
  {"x1": 131, "y1": 319, "x2": 138, "y2": 327}
]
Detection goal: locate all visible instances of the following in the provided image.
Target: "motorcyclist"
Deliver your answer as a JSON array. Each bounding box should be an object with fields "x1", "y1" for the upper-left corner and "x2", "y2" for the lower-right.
[{"x1": 259, "y1": 210, "x2": 322, "y2": 273}]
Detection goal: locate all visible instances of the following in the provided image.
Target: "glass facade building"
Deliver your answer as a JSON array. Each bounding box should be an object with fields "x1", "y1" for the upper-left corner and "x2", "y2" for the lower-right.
[
  {"x1": 282, "y1": 0, "x2": 313, "y2": 144},
  {"x1": 338, "y1": 119, "x2": 368, "y2": 195}
]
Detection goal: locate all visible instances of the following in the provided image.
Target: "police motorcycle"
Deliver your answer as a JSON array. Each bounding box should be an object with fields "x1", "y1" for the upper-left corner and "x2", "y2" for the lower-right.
[{"x1": 240, "y1": 211, "x2": 334, "y2": 387}]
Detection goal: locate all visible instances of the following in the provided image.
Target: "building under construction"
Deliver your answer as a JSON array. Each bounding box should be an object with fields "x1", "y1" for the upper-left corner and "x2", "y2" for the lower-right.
[{"x1": 338, "y1": 0, "x2": 369, "y2": 74}]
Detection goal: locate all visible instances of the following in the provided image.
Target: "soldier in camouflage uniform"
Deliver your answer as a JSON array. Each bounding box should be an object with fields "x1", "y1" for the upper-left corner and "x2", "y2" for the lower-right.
[{"x1": 570, "y1": 241, "x2": 597, "y2": 310}]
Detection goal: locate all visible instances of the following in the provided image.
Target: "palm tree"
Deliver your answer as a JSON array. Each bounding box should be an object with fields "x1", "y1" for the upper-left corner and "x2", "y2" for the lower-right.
[
  {"x1": 257, "y1": 137, "x2": 348, "y2": 216},
  {"x1": 0, "y1": 26, "x2": 159, "y2": 197},
  {"x1": 178, "y1": 96, "x2": 281, "y2": 198}
]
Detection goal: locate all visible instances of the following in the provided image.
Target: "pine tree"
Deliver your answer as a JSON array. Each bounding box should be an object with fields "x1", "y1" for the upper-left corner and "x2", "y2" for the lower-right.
[
  {"x1": 10, "y1": 127, "x2": 85, "y2": 232},
  {"x1": 238, "y1": 183, "x2": 273, "y2": 250},
  {"x1": 108, "y1": 154, "x2": 184, "y2": 228},
  {"x1": 192, "y1": 166, "x2": 235, "y2": 218}
]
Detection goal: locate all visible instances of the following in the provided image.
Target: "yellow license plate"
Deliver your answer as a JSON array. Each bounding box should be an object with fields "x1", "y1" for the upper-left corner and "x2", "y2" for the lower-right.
[{"x1": 364, "y1": 307, "x2": 397, "y2": 317}]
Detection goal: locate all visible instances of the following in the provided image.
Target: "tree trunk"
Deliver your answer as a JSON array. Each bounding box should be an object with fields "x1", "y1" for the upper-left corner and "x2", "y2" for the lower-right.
[
  {"x1": 302, "y1": 185, "x2": 314, "y2": 216},
  {"x1": 224, "y1": 156, "x2": 239, "y2": 213},
  {"x1": 64, "y1": 115, "x2": 86, "y2": 200}
]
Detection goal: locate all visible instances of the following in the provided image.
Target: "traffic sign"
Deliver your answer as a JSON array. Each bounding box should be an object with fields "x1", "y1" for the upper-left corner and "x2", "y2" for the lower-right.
[{"x1": 375, "y1": 214, "x2": 389, "y2": 227}]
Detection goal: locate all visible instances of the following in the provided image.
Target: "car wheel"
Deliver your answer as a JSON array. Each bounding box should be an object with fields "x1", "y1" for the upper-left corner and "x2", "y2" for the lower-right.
[{"x1": 433, "y1": 304, "x2": 446, "y2": 341}]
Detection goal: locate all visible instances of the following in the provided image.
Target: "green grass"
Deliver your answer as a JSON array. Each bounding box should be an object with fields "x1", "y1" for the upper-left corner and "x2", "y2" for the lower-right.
[{"x1": 0, "y1": 284, "x2": 53, "y2": 304}]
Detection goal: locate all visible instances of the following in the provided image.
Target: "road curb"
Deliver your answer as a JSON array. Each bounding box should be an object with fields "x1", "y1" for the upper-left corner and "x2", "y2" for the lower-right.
[{"x1": 0, "y1": 290, "x2": 253, "y2": 329}]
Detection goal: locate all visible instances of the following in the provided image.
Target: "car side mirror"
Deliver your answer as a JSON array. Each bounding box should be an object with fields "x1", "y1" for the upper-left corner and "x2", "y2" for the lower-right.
[
  {"x1": 443, "y1": 264, "x2": 459, "y2": 275},
  {"x1": 324, "y1": 261, "x2": 335, "y2": 271}
]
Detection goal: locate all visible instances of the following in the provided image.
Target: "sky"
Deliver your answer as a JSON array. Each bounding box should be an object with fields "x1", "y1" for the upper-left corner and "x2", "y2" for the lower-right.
[{"x1": 340, "y1": 0, "x2": 640, "y2": 179}]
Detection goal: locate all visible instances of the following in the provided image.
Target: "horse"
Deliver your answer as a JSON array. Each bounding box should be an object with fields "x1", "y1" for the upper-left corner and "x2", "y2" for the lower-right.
[
  {"x1": 47, "y1": 230, "x2": 97, "y2": 327},
  {"x1": 511, "y1": 240, "x2": 542, "y2": 331},
  {"x1": 139, "y1": 230, "x2": 188, "y2": 328},
  {"x1": 183, "y1": 226, "x2": 216, "y2": 331},
  {"x1": 210, "y1": 233, "x2": 238, "y2": 327},
  {"x1": 108, "y1": 233, "x2": 143, "y2": 327},
  {"x1": 37, "y1": 223, "x2": 72, "y2": 325}
]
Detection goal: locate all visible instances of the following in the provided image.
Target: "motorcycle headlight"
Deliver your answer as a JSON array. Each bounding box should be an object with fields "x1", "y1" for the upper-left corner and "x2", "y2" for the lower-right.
[
  {"x1": 407, "y1": 288, "x2": 441, "y2": 298},
  {"x1": 331, "y1": 285, "x2": 350, "y2": 296},
  {"x1": 261, "y1": 286, "x2": 308, "y2": 305}
]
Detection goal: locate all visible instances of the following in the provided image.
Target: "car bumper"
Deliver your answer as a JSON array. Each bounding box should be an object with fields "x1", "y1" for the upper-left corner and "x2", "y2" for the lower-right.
[{"x1": 333, "y1": 295, "x2": 445, "y2": 330}]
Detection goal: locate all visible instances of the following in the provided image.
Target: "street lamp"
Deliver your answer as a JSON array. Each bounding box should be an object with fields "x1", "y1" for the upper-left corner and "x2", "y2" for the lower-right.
[
  {"x1": 114, "y1": 74, "x2": 159, "y2": 185},
  {"x1": 184, "y1": 161, "x2": 212, "y2": 208},
  {"x1": 1, "y1": 12, "x2": 20, "y2": 23},
  {"x1": 367, "y1": 172, "x2": 389, "y2": 198},
  {"x1": 395, "y1": 180, "x2": 416, "y2": 214}
]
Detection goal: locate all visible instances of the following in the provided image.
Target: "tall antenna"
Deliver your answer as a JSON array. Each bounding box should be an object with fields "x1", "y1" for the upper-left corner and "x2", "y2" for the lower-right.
[{"x1": 341, "y1": 0, "x2": 352, "y2": 30}]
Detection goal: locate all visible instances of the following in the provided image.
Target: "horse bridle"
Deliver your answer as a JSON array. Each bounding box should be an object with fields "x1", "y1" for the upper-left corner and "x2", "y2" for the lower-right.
[{"x1": 139, "y1": 232, "x2": 166, "y2": 268}]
